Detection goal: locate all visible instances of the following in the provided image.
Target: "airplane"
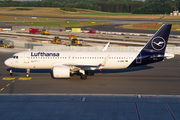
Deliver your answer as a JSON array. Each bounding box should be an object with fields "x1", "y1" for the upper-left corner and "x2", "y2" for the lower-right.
[{"x1": 4, "y1": 24, "x2": 174, "y2": 80}]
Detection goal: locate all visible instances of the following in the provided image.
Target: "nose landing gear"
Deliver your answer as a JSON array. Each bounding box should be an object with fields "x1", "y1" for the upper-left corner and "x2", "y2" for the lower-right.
[{"x1": 26, "y1": 69, "x2": 30, "y2": 77}]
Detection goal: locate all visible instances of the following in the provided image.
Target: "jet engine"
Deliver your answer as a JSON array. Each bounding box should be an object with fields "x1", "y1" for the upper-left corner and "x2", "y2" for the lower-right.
[{"x1": 53, "y1": 66, "x2": 70, "y2": 78}]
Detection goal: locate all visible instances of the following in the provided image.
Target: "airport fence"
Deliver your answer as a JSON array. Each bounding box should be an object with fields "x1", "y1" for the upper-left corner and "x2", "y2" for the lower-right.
[{"x1": 24, "y1": 43, "x2": 43, "y2": 49}]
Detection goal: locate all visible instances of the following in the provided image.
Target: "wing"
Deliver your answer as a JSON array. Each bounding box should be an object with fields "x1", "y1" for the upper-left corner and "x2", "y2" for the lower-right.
[{"x1": 63, "y1": 63, "x2": 99, "y2": 67}]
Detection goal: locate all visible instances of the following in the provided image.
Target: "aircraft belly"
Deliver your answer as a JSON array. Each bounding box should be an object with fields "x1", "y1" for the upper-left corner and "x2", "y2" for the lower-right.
[
  {"x1": 19, "y1": 61, "x2": 52, "y2": 69},
  {"x1": 34, "y1": 61, "x2": 52, "y2": 69},
  {"x1": 103, "y1": 60, "x2": 133, "y2": 69},
  {"x1": 104, "y1": 63, "x2": 128, "y2": 69}
]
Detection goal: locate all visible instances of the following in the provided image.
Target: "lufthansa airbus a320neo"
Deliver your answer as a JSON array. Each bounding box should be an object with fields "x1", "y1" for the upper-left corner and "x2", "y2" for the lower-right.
[{"x1": 4, "y1": 24, "x2": 174, "y2": 80}]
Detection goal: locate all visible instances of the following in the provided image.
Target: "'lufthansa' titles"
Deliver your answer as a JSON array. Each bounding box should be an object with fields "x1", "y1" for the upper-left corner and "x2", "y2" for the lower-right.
[{"x1": 31, "y1": 52, "x2": 59, "y2": 56}]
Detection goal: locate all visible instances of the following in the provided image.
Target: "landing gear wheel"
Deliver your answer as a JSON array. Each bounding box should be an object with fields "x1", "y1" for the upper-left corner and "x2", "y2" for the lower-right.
[
  {"x1": 26, "y1": 73, "x2": 30, "y2": 77},
  {"x1": 80, "y1": 74, "x2": 87, "y2": 80},
  {"x1": 26, "y1": 69, "x2": 30, "y2": 77}
]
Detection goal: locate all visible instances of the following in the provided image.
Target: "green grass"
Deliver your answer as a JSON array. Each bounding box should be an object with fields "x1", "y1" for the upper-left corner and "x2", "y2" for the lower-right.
[
  {"x1": 9, "y1": 8, "x2": 33, "y2": 11},
  {"x1": 69, "y1": 13, "x2": 154, "y2": 16},
  {"x1": 121, "y1": 23, "x2": 180, "y2": 31},
  {"x1": 11, "y1": 22, "x2": 111, "y2": 27},
  {"x1": 0, "y1": 7, "x2": 176, "y2": 20},
  {"x1": 60, "y1": 7, "x2": 77, "y2": 12}
]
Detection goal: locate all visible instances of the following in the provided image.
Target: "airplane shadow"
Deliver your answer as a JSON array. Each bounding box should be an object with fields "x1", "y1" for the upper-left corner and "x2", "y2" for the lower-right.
[
  {"x1": 6, "y1": 68, "x2": 53, "y2": 77},
  {"x1": 6, "y1": 65, "x2": 153, "y2": 77},
  {"x1": 6, "y1": 68, "x2": 52, "y2": 73}
]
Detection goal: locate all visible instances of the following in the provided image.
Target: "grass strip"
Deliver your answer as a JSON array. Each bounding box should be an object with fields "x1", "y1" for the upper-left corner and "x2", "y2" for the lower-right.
[
  {"x1": 121, "y1": 23, "x2": 180, "y2": 31},
  {"x1": 11, "y1": 22, "x2": 111, "y2": 27}
]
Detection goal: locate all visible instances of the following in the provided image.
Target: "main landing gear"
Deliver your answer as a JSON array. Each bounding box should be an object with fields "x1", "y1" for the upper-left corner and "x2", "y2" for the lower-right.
[
  {"x1": 79, "y1": 70, "x2": 88, "y2": 80},
  {"x1": 26, "y1": 68, "x2": 30, "y2": 77},
  {"x1": 80, "y1": 74, "x2": 87, "y2": 80}
]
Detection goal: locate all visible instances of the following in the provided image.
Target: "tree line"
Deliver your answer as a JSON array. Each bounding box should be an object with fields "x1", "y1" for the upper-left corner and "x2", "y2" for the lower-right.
[
  {"x1": 0, "y1": 0, "x2": 180, "y2": 14},
  {"x1": 132, "y1": 2, "x2": 174, "y2": 14}
]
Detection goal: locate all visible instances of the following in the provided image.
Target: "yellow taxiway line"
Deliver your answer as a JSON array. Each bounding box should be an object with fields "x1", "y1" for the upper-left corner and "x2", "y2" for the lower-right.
[
  {"x1": 2, "y1": 77, "x2": 16, "y2": 80},
  {"x1": 19, "y1": 77, "x2": 32, "y2": 80},
  {"x1": 2, "y1": 77, "x2": 32, "y2": 80}
]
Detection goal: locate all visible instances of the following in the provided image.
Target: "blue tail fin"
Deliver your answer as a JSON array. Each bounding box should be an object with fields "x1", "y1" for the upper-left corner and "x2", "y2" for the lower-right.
[
  {"x1": 141, "y1": 24, "x2": 172, "y2": 54},
  {"x1": 128, "y1": 24, "x2": 172, "y2": 68}
]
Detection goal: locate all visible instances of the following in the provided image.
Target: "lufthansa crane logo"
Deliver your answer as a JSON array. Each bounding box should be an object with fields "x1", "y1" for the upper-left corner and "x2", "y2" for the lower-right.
[{"x1": 151, "y1": 36, "x2": 166, "y2": 51}]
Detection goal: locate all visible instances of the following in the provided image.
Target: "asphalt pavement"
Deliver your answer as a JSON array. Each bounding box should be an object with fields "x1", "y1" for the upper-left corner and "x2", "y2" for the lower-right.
[{"x1": 1, "y1": 17, "x2": 180, "y2": 119}]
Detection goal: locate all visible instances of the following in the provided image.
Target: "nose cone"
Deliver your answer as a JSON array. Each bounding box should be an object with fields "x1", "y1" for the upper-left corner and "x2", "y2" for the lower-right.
[{"x1": 4, "y1": 59, "x2": 11, "y2": 67}]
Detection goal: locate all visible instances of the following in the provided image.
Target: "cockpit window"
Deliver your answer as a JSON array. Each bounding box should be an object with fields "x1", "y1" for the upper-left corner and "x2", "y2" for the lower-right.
[{"x1": 11, "y1": 56, "x2": 18, "y2": 59}]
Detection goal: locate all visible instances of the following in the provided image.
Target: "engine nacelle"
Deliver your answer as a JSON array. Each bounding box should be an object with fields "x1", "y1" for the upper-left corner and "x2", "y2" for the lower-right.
[{"x1": 53, "y1": 66, "x2": 70, "y2": 78}]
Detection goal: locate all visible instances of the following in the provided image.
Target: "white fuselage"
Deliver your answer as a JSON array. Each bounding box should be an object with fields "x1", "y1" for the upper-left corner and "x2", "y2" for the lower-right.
[{"x1": 5, "y1": 50, "x2": 139, "y2": 70}]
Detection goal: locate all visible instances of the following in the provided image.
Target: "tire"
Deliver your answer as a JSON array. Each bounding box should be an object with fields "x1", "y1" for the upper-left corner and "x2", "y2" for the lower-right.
[
  {"x1": 80, "y1": 75, "x2": 87, "y2": 80},
  {"x1": 26, "y1": 73, "x2": 30, "y2": 77}
]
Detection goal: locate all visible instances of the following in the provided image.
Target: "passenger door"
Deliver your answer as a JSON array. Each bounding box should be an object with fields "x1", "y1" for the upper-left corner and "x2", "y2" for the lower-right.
[{"x1": 24, "y1": 53, "x2": 29, "y2": 63}]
